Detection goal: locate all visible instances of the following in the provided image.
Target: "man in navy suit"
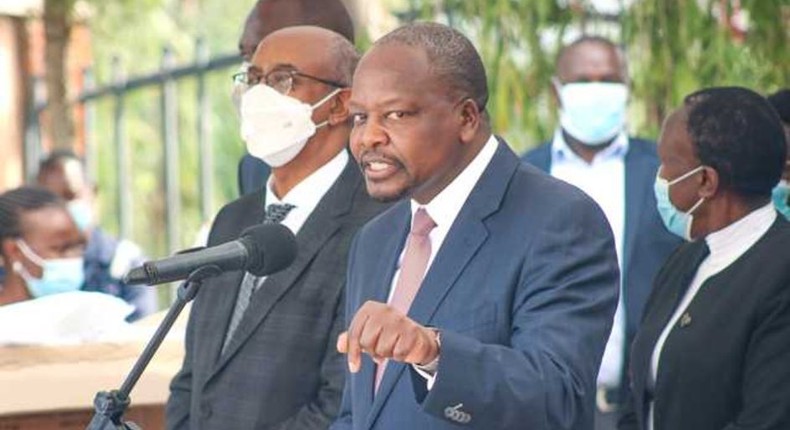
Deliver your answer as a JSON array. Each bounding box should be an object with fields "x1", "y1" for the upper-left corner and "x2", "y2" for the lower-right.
[
  {"x1": 522, "y1": 36, "x2": 681, "y2": 429},
  {"x1": 332, "y1": 23, "x2": 620, "y2": 430}
]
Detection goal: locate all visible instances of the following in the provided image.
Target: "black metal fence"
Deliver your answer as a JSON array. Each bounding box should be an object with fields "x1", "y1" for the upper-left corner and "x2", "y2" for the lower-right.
[{"x1": 25, "y1": 39, "x2": 241, "y2": 256}]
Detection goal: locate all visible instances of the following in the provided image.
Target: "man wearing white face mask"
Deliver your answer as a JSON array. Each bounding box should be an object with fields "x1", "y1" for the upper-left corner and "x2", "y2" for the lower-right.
[
  {"x1": 167, "y1": 26, "x2": 388, "y2": 430},
  {"x1": 523, "y1": 35, "x2": 682, "y2": 430},
  {"x1": 234, "y1": 0, "x2": 355, "y2": 196}
]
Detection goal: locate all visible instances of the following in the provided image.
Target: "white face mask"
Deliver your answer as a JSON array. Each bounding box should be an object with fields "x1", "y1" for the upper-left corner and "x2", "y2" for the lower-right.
[
  {"x1": 240, "y1": 84, "x2": 341, "y2": 167},
  {"x1": 556, "y1": 81, "x2": 628, "y2": 146}
]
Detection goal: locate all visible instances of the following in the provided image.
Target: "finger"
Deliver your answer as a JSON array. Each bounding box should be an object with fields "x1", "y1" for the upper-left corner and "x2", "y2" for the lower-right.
[
  {"x1": 374, "y1": 325, "x2": 401, "y2": 359},
  {"x1": 392, "y1": 330, "x2": 417, "y2": 362},
  {"x1": 358, "y1": 321, "x2": 383, "y2": 357},
  {"x1": 346, "y1": 310, "x2": 371, "y2": 373},
  {"x1": 336, "y1": 331, "x2": 348, "y2": 354}
]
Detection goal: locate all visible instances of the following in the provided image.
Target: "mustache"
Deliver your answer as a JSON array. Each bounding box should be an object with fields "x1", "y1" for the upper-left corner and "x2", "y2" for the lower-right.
[{"x1": 357, "y1": 150, "x2": 403, "y2": 169}]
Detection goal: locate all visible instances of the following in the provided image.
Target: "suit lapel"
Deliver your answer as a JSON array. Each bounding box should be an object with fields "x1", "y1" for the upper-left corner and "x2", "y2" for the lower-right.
[
  {"x1": 631, "y1": 240, "x2": 708, "y2": 421},
  {"x1": 200, "y1": 194, "x2": 267, "y2": 369},
  {"x1": 208, "y1": 158, "x2": 360, "y2": 379},
  {"x1": 622, "y1": 141, "x2": 652, "y2": 278},
  {"x1": 365, "y1": 139, "x2": 519, "y2": 428}
]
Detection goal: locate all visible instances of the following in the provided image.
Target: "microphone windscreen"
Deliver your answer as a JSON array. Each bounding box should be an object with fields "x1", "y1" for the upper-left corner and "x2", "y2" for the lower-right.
[{"x1": 240, "y1": 223, "x2": 297, "y2": 276}]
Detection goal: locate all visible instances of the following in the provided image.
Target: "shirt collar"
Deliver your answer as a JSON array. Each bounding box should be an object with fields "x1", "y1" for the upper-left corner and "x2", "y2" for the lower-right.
[
  {"x1": 550, "y1": 128, "x2": 629, "y2": 163},
  {"x1": 705, "y1": 202, "x2": 776, "y2": 257},
  {"x1": 409, "y1": 134, "x2": 499, "y2": 229},
  {"x1": 265, "y1": 149, "x2": 349, "y2": 209}
]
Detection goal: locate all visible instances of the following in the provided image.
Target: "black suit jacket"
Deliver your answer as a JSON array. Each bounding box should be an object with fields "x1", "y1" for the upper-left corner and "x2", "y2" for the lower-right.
[
  {"x1": 238, "y1": 153, "x2": 270, "y2": 196},
  {"x1": 167, "y1": 156, "x2": 387, "y2": 429},
  {"x1": 620, "y1": 216, "x2": 790, "y2": 430},
  {"x1": 524, "y1": 137, "x2": 682, "y2": 401}
]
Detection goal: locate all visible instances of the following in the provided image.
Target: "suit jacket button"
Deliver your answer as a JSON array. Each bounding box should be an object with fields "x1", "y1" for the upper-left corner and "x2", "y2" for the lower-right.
[{"x1": 444, "y1": 404, "x2": 471, "y2": 424}]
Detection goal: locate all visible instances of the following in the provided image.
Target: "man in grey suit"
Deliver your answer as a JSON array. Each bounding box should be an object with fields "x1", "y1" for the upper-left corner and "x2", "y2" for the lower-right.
[{"x1": 166, "y1": 26, "x2": 387, "y2": 429}]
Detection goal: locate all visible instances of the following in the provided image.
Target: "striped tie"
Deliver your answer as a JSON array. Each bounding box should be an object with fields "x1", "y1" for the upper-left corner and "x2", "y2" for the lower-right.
[{"x1": 221, "y1": 203, "x2": 295, "y2": 354}]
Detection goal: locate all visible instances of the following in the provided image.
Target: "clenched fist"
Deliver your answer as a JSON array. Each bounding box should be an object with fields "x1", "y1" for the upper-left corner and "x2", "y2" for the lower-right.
[{"x1": 337, "y1": 301, "x2": 440, "y2": 373}]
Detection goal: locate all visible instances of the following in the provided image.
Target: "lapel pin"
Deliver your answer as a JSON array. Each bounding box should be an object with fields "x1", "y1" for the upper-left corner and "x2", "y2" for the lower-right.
[{"x1": 679, "y1": 312, "x2": 692, "y2": 328}]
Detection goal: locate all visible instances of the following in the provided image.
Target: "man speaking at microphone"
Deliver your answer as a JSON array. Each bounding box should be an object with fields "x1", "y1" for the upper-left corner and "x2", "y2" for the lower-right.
[
  {"x1": 166, "y1": 26, "x2": 387, "y2": 430},
  {"x1": 333, "y1": 23, "x2": 619, "y2": 429}
]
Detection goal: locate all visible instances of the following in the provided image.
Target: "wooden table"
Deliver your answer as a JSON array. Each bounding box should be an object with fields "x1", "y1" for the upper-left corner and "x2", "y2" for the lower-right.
[{"x1": 0, "y1": 307, "x2": 187, "y2": 430}]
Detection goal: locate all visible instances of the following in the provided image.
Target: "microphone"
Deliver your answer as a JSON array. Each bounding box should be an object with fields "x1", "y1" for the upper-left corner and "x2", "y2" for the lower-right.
[{"x1": 123, "y1": 223, "x2": 297, "y2": 285}]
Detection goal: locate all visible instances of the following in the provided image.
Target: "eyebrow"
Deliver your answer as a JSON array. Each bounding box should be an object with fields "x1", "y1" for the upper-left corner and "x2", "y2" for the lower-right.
[
  {"x1": 247, "y1": 62, "x2": 298, "y2": 75},
  {"x1": 348, "y1": 95, "x2": 412, "y2": 111}
]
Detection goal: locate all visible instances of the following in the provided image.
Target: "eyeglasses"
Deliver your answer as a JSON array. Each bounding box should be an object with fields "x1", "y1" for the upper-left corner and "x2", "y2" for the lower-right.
[{"x1": 232, "y1": 68, "x2": 346, "y2": 95}]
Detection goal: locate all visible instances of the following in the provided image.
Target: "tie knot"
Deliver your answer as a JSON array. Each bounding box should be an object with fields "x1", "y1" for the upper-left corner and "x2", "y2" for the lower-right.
[
  {"x1": 411, "y1": 208, "x2": 436, "y2": 237},
  {"x1": 264, "y1": 203, "x2": 296, "y2": 224}
]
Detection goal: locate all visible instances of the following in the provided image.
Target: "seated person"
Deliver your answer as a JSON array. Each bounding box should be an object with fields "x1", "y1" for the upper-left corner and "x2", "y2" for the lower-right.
[
  {"x1": 36, "y1": 151, "x2": 157, "y2": 320},
  {"x1": 0, "y1": 187, "x2": 87, "y2": 305}
]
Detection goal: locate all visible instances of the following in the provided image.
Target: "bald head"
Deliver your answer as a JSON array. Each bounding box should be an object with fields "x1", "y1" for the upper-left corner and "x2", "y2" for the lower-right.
[
  {"x1": 253, "y1": 26, "x2": 359, "y2": 87},
  {"x1": 556, "y1": 36, "x2": 627, "y2": 84},
  {"x1": 239, "y1": 0, "x2": 354, "y2": 62}
]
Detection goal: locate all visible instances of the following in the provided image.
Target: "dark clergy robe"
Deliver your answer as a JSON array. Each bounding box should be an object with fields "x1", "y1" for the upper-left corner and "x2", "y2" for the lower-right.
[{"x1": 620, "y1": 216, "x2": 790, "y2": 430}]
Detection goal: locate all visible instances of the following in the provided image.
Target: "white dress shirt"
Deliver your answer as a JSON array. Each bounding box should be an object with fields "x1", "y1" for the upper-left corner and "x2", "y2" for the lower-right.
[
  {"x1": 264, "y1": 150, "x2": 348, "y2": 235},
  {"x1": 549, "y1": 129, "x2": 628, "y2": 389},
  {"x1": 387, "y1": 135, "x2": 499, "y2": 389},
  {"x1": 647, "y1": 203, "x2": 776, "y2": 430}
]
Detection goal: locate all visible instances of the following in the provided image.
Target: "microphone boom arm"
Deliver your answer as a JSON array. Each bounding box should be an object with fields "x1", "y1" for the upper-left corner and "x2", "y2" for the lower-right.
[{"x1": 85, "y1": 264, "x2": 222, "y2": 430}]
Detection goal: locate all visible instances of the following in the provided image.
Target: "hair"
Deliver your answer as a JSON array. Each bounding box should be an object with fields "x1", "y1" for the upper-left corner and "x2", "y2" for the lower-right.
[
  {"x1": 767, "y1": 89, "x2": 790, "y2": 125},
  {"x1": 37, "y1": 148, "x2": 82, "y2": 178},
  {"x1": 556, "y1": 35, "x2": 627, "y2": 78},
  {"x1": 0, "y1": 187, "x2": 63, "y2": 246},
  {"x1": 683, "y1": 86, "x2": 786, "y2": 197},
  {"x1": 251, "y1": 0, "x2": 354, "y2": 42},
  {"x1": 374, "y1": 22, "x2": 489, "y2": 111},
  {"x1": 328, "y1": 32, "x2": 360, "y2": 86}
]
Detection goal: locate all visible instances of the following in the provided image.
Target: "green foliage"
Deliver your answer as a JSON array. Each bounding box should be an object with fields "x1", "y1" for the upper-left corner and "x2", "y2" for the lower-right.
[
  {"x1": 82, "y1": 0, "x2": 788, "y2": 266},
  {"x1": 88, "y1": 0, "x2": 251, "y2": 260},
  {"x1": 404, "y1": 0, "x2": 788, "y2": 150},
  {"x1": 625, "y1": 0, "x2": 789, "y2": 134}
]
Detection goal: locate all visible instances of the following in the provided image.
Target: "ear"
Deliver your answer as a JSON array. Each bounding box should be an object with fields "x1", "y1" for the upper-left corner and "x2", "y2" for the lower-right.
[
  {"x1": 327, "y1": 88, "x2": 352, "y2": 126},
  {"x1": 698, "y1": 166, "x2": 719, "y2": 198},
  {"x1": 458, "y1": 99, "x2": 482, "y2": 144},
  {"x1": 550, "y1": 76, "x2": 562, "y2": 110},
  {"x1": 1, "y1": 238, "x2": 21, "y2": 266}
]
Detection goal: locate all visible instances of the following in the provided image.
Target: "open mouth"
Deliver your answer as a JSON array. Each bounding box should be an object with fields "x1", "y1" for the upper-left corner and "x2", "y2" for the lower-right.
[{"x1": 360, "y1": 155, "x2": 400, "y2": 181}]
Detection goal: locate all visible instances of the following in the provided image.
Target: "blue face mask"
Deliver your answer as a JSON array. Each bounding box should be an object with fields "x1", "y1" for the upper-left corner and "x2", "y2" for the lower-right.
[
  {"x1": 654, "y1": 166, "x2": 706, "y2": 240},
  {"x1": 773, "y1": 180, "x2": 790, "y2": 220},
  {"x1": 13, "y1": 240, "x2": 85, "y2": 298},
  {"x1": 557, "y1": 81, "x2": 628, "y2": 146},
  {"x1": 67, "y1": 200, "x2": 94, "y2": 232}
]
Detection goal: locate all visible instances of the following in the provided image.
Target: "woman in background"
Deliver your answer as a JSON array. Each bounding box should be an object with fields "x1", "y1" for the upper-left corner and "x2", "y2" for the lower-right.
[
  {"x1": 619, "y1": 87, "x2": 790, "y2": 430},
  {"x1": 0, "y1": 186, "x2": 85, "y2": 305}
]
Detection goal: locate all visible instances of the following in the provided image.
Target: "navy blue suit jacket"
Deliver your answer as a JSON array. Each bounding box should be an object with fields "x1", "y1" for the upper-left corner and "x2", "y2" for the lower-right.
[
  {"x1": 523, "y1": 137, "x2": 682, "y2": 399},
  {"x1": 237, "y1": 153, "x2": 270, "y2": 196},
  {"x1": 332, "y1": 140, "x2": 620, "y2": 429}
]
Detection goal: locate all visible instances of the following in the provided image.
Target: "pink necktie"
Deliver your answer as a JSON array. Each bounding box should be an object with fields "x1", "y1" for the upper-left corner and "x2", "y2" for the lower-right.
[{"x1": 375, "y1": 208, "x2": 436, "y2": 392}]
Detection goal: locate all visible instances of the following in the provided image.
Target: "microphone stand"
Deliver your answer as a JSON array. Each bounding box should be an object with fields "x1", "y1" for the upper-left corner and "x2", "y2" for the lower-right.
[{"x1": 85, "y1": 265, "x2": 221, "y2": 430}]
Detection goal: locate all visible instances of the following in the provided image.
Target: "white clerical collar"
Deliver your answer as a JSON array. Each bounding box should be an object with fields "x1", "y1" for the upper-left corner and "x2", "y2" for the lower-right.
[
  {"x1": 410, "y1": 134, "x2": 499, "y2": 230},
  {"x1": 705, "y1": 202, "x2": 776, "y2": 260},
  {"x1": 551, "y1": 128, "x2": 629, "y2": 163}
]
